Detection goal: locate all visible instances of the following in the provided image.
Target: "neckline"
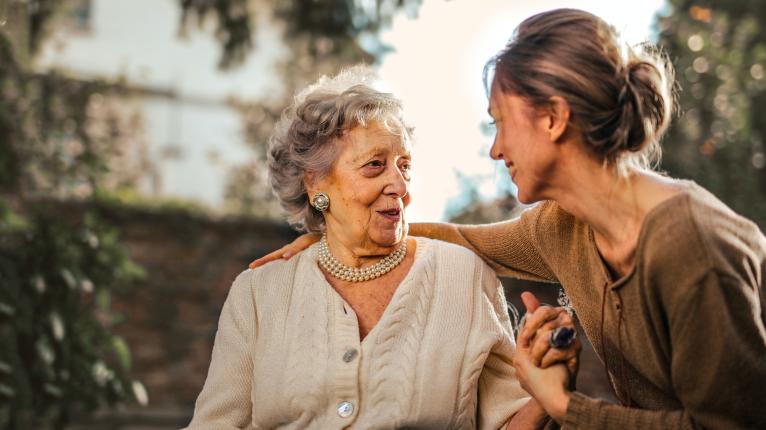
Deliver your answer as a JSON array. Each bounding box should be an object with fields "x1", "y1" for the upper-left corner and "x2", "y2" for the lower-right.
[
  {"x1": 306, "y1": 237, "x2": 431, "y2": 347},
  {"x1": 587, "y1": 180, "x2": 696, "y2": 289}
]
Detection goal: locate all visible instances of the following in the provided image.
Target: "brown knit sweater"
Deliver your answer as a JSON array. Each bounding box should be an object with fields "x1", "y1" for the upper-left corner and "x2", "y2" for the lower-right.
[{"x1": 413, "y1": 182, "x2": 766, "y2": 429}]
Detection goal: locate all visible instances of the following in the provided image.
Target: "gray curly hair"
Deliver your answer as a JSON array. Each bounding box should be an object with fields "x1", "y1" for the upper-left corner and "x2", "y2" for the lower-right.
[{"x1": 267, "y1": 66, "x2": 413, "y2": 233}]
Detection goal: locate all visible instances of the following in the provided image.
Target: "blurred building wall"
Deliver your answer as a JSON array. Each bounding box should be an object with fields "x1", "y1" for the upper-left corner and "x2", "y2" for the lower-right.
[{"x1": 34, "y1": 0, "x2": 286, "y2": 209}]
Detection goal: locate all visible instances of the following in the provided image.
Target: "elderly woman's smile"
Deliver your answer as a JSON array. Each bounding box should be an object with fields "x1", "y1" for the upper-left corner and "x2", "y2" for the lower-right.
[
  {"x1": 377, "y1": 207, "x2": 401, "y2": 221},
  {"x1": 309, "y1": 122, "x2": 412, "y2": 257}
]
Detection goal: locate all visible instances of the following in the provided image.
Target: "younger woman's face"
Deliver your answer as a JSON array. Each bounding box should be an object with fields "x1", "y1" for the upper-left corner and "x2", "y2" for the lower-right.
[{"x1": 488, "y1": 81, "x2": 561, "y2": 204}]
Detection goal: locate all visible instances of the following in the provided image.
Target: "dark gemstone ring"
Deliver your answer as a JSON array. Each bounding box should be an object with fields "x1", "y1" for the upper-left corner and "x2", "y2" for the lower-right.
[{"x1": 549, "y1": 326, "x2": 577, "y2": 349}]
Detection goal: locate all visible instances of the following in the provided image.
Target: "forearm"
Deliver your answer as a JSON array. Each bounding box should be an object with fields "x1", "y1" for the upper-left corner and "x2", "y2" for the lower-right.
[
  {"x1": 506, "y1": 398, "x2": 550, "y2": 430},
  {"x1": 409, "y1": 222, "x2": 469, "y2": 245},
  {"x1": 410, "y1": 221, "x2": 555, "y2": 281},
  {"x1": 564, "y1": 392, "x2": 694, "y2": 430}
]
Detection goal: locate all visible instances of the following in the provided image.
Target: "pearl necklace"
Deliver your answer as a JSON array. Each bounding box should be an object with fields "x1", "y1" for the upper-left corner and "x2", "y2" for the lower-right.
[{"x1": 318, "y1": 234, "x2": 407, "y2": 282}]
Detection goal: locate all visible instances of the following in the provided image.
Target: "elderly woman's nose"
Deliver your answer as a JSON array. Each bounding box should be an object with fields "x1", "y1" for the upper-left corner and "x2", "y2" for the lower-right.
[{"x1": 384, "y1": 166, "x2": 409, "y2": 197}]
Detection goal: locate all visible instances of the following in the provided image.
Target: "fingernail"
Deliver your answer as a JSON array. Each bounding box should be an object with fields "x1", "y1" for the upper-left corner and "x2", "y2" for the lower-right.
[{"x1": 282, "y1": 251, "x2": 293, "y2": 259}]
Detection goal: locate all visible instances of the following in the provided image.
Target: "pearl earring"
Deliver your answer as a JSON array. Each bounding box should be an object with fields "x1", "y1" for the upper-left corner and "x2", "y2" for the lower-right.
[{"x1": 311, "y1": 192, "x2": 330, "y2": 212}]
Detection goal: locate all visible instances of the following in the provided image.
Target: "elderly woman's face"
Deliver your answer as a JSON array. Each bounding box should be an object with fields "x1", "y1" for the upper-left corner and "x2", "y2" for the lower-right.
[{"x1": 313, "y1": 122, "x2": 412, "y2": 250}]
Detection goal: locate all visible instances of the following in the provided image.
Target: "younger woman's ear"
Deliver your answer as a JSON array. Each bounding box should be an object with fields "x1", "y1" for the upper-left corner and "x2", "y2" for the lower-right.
[{"x1": 546, "y1": 96, "x2": 571, "y2": 143}]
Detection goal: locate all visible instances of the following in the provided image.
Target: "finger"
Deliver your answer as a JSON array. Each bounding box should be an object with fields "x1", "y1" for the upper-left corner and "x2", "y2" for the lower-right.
[
  {"x1": 518, "y1": 306, "x2": 562, "y2": 346},
  {"x1": 556, "y1": 309, "x2": 575, "y2": 328},
  {"x1": 529, "y1": 325, "x2": 555, "y2": 365},
  {"x1": 249, "y1": 247, "x2": 289, "y2": 268},
  {"x1": 513, "y1": 345, "x2": 532, "y2": 368},
  {"x1": 540, "y1": 347, "x2": 573, "y2": 369},
  {"x1": 521, "y1": 291, "x2": 541, "y2": 313},
  {"x1": 281, "y1": 234, "x2": 321, "y2": 259},
  {"x1": 248, "y1": 233, "x2": 321, "y2": 268},
  {"x1": 529, "y1": 314, "x2": 569, "y2": 360},
  {"x1": 543, "y1": 341, "x2": 579, "y2": 365},
  {"x1": 567, "y1": 355, "x2": 580, "y2": 378},
  {"x1": 523, "y1": 307, "x2": 575, "y2": 347}
]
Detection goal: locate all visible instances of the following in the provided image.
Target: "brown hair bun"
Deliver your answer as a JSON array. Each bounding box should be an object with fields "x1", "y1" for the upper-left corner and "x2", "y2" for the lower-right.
[{"x1": 486, "y1": 9, "x2": 676, "y2": 172}]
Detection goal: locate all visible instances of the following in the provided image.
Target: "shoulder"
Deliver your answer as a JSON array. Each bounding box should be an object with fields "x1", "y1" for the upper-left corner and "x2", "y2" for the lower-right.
[
  {"x1": 683, "y1": 184, "x2": 765, "y2": 255},
  {"x1": 641, "y1": 182, "x2": 766, "y2": 288},
  {"x1": 248, "y1": 248, "x2": 309, "y2": 280},
  {"x1": 523, "y1": 200, "x2": 590, "y2": 254},
  {"x1": 232, "y1": 248, "x2": 313, "y2": 299},
  {"x1": 419, "y1": 237, "x2": 501, "y2": 293}
]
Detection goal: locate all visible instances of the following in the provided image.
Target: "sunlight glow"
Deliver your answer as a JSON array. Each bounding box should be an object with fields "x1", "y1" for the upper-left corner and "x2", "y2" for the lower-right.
[{"x1": 377, "y1": 0, "x2": 666, "y2": 221}]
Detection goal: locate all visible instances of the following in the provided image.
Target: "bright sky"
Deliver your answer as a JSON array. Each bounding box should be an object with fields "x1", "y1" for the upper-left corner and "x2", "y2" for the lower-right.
[{"x1": 378, "y1": 0, "x2": 666, "y2": 221}]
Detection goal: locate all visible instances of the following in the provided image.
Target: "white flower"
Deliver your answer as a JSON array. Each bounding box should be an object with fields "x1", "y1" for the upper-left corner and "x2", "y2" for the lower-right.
[
  {"x1": 132, "y1": 380, "x2": 149, "y2": 406},
  {"x1": 83, "y1": 230, "x2": 100, "y2": 249},
  {"x1": 36, "y1": 339, "x2": 55, "y2": 365},
  {"x1": 32, "y1": 275, "x2": 46, "y2": 294},
  {"x1": 50, "y1": 312, "x2": 66, "y2": 341},
  {"x1": 92, "y1": 361, "x2": 113, "y2": 386},
  {"x1": 80, "y1": 279, "x2": 94, "y2": 293},
  {"x1": 61, "y1": 269, "x2": 76, "y2": 289}
]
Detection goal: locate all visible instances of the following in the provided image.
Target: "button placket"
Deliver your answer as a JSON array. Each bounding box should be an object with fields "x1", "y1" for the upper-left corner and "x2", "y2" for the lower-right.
[{"x1": 332, "y1": 295, "x2": 361, "y2": 422}]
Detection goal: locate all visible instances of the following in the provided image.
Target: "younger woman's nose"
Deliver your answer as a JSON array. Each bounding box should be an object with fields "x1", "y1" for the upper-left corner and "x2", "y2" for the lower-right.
[{"x1": 489, "y1": 138, "x2": 503, "y2": 161}]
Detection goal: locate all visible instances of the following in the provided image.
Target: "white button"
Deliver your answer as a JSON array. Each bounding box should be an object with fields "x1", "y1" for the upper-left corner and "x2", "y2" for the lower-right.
[{"x1": 337, "y1": 401, "x2": 354, "y2": 418}]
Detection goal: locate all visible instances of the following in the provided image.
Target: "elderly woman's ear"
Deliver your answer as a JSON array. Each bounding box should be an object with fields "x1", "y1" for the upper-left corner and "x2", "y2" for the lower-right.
[
  {"x1": 304, "y1": 173, "x2": 324, "y2": 202},
  {"x1": 303, "y1": 172, "x2": 318, "y2": 195}
]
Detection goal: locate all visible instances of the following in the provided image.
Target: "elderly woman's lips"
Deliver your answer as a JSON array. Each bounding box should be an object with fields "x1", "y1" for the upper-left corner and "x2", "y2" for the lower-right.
[{"x1": 377, "y1": 208, "x2": 402, "y2": 221}]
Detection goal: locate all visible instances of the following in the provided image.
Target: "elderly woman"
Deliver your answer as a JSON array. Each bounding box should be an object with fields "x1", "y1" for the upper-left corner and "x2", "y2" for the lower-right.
[{"x1": 184, "y1": 67, "x2": 554, "y2": 429}]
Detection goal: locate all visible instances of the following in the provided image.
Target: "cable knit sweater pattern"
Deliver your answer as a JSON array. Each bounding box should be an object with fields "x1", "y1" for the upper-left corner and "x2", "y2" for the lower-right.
[{"x1": 184, "y1": 237, "x2": 529, "y2": 430}]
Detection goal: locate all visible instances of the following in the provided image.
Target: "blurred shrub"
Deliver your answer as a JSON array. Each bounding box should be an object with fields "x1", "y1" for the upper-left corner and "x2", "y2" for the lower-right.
[
  {"x1": 659, "y1": 1, "x2": 766, "y2": 229},
  {"x1": 0, "y1": 11, "x2": 145, "y2": 429},
  {"x1": 0, "y1": 203, "x2": 145, "y2": 429}
]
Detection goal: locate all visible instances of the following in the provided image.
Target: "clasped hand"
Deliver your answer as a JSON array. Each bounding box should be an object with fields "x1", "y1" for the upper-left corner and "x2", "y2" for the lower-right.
[{"x1": 513, "y1": 291, "x2": 581, "y2": 424}]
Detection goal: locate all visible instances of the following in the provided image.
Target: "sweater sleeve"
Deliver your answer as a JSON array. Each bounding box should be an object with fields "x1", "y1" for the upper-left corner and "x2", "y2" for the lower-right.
[
  {"x1": 564, "y1": 270, "x2": 766, "y2": 430},
  {"x1": 183, "y1": 270, "x2": 256, "y2": 430},
  {"x1": 475, "y1": 262, "x2": 534, "y2": 430},
  {"x1": 409, "y1": 204, "x2": 556, "y2": 282}
]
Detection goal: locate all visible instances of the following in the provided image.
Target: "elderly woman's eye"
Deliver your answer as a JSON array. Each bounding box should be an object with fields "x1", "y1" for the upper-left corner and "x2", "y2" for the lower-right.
[
  {"x1": 366, "y1": 160, "x2": 385, "y2": 168},
  {"x1": 401, "y1": 163, "x2": 411, "y2": 172}
]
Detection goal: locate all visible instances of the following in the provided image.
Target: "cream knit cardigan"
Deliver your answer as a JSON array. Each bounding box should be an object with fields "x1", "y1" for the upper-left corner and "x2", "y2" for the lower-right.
[{"x1": 184, "y1": 237, "x2": 529, "y2": 429}]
